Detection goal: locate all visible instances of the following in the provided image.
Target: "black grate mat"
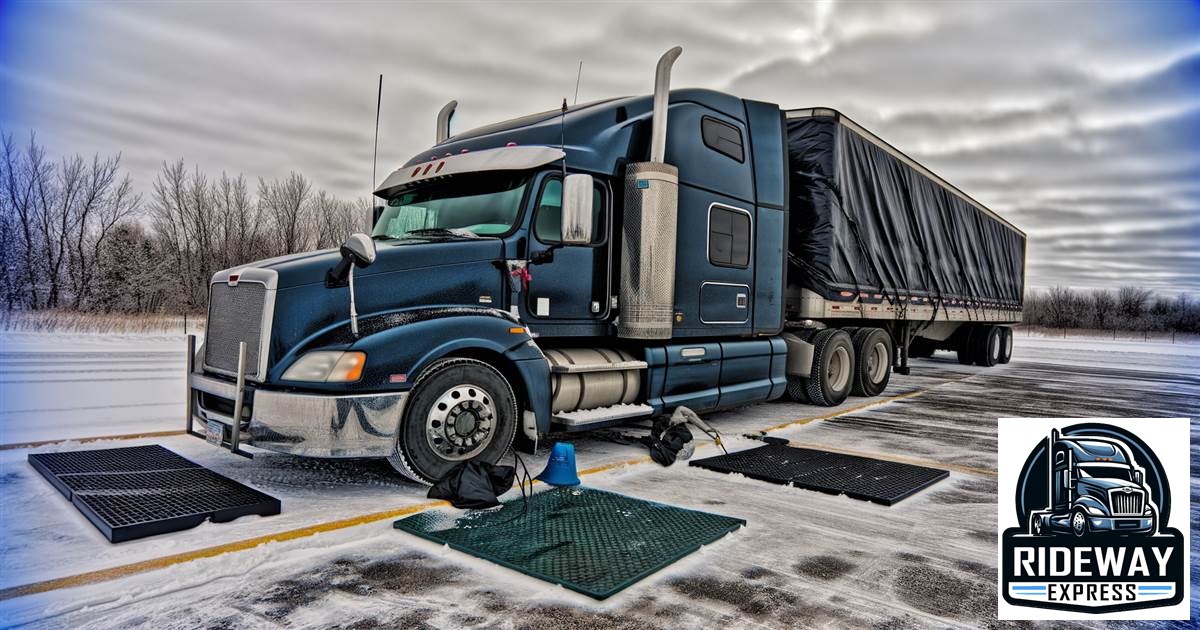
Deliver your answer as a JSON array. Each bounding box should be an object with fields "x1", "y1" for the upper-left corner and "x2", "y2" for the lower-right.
[
  {"x1": 29, "y1": 445, "x2": 279, "y2": 543},
  {"x1": 690, "y1": 443, "x2": 948, "y2": 505},
  {"x1": 393, "y1": 486, "x2": 745, "y2": 599}
]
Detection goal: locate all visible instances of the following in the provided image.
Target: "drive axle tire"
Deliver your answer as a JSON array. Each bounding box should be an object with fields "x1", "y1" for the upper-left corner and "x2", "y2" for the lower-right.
[
  {"x1": 785, "y1": 377, "x2": 811, "y2": 404},
  {"x1": 998, "y1": 327, "x2": 1013, "y2": 364},
  {"x1": 976, "y1": 325, "x2": 1002, "y2": 367},
  {"x1": 850, "y1": 328, "x2": 892, "y2": 397},
  {"x1": 387, "y1": 358, "x2": 517, "y2": 485},
  {"x1": 805, "y1": 329, "x2": 855, "y2": 407}
]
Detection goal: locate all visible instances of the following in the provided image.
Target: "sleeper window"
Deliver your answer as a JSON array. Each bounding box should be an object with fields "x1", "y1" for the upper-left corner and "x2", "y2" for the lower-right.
[
  {"x1": 709, "y1": 206, "x2": 750, "y2": 267},
  {"x1": 701, "y1": 116, "x2": 745, "y2": 162}
]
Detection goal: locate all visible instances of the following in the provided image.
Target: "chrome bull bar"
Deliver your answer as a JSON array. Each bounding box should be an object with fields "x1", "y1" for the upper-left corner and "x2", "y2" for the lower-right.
[{"x1": 186, "y1": 334, "x2": 254, "y2": 458}]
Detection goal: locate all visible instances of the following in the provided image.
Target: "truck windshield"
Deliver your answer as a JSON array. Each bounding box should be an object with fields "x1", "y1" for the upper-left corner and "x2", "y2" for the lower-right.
[
  {"x1": 374, "y1": 173, "x2": 529, "y2": 239},
  {"x1": 1078, "y1": 466, "x2": 1132, "y2": 481}
]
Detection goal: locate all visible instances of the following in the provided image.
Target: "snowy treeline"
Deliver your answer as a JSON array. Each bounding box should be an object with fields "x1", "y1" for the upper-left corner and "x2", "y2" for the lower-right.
[
  {"x1": 0, "y1": 132, "x2": 367, "y2": 313},
  {"x1": 1023, "y1": 286, "x2": 1200, "y2": 335}
]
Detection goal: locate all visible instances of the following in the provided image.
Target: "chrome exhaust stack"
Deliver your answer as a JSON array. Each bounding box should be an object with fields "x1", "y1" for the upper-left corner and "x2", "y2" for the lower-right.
[
  {"x1": 435, "y1": 100, "x2": 457, "y2": 144},
  {"x1": 619, "y1": 46, "x2": 682, "y2": 340}
]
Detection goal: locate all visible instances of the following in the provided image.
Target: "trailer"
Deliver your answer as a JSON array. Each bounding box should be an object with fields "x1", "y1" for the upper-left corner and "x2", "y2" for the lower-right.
[{"x1": 187, "y1": 47, "x2": 1026, "y2": 483}]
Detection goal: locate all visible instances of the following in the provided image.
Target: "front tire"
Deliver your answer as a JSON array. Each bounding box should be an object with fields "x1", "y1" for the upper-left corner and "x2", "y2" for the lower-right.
[
  {"x1": 387, "y1": 358, "x2": 518, "y2": 484},
  {"x1": 1071, "y1": 508, "x2": 1090, "y2": 538}
]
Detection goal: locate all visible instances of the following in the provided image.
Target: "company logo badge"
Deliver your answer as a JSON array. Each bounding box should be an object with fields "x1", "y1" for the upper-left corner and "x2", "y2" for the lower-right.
[{"x1": 998, "y1": 418, "x2": 1189, "y2": 620}]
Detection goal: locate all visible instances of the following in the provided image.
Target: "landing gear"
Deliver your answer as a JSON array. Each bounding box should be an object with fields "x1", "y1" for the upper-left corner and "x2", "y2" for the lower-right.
[{"x1": 388, "y1": 358, "x2": 517, "y2": 484}]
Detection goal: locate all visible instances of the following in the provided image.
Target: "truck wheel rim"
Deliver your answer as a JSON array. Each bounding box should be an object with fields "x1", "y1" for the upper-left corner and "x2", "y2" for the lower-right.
[
  {"x1": 426, "y1": 383, "x2": 496, "y2": 461},
  {"x1": 1072, "y1": 512, "x2": 1085, "y2": 534},
  {"x1": 867, "y1": 341, "x2": 888, "y2": 384},
  {"x1": 828, "y1": 346, "x2": 851, "y2": 392}
]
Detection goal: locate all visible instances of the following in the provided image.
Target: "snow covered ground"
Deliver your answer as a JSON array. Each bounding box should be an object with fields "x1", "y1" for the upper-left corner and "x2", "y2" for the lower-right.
[{"x1": 0, "y1": 332, "x2": 1196, "y2": 628}]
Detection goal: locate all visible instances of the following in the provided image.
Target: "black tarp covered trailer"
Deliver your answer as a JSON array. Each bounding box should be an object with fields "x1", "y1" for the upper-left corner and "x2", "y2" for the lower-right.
[{"x1": 784, "y1": 108, "x2": 1025, "y2": 322}]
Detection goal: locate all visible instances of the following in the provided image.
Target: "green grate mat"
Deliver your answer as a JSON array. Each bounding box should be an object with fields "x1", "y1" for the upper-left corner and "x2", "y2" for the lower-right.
[{"x1": 393, "y1": 486, "x2": 745, "y2": 599}]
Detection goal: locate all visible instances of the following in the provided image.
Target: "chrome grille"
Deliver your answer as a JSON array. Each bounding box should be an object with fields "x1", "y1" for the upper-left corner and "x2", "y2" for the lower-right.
[
  {"x1": 1110, "y1": 488, "x2": 1144, "y2": 516},
  {"x1": 205, "y1": 282, "x2": 267, "y2": 379}
]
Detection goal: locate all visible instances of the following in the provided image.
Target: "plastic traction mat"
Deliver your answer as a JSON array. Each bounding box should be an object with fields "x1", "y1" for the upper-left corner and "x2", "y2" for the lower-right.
[
  {"x1": 690, "y1": 443, "x2": 949, "y2": 505},
  {"x1": 29, "y1": 445, "x2": 280, "y2": 543},
  {"x1": 393, "y1": 486, "x2": 745, "y2": 599}
]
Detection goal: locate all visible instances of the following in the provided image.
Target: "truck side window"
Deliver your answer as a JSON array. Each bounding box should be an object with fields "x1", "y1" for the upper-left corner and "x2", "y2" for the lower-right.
[
  {"x1": 708, "y1": 205, "x2": 751, "y2": 267},
  {"x1": 533, "y1": 177, "x2": 605, "y2": 245},
  {"x1": 701, "y1": 116, "x2": 744, "y2": 162}
]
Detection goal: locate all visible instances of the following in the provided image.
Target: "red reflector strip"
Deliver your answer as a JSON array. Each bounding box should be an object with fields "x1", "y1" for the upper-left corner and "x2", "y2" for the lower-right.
[{"x1": 389, "y1": 374, "x2": 407, "y2": 384}]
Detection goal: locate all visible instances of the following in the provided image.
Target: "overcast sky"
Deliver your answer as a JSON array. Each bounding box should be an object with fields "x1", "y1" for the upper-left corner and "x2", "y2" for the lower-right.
[{"x1": 2, "y1": 1, "x2": 1198, "y2": 294}]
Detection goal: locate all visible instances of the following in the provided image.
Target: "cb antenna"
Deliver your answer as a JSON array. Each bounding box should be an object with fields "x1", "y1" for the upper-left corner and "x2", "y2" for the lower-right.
[
  {"x1": 560, "y1": 98, "x2": 568, "y2": 180},
  {"x1": 371, "y1": 74, "x2": 382, "y2": 192},
  {"x1": 573, "y1": 60, "x2": 583, "y2": 105}
]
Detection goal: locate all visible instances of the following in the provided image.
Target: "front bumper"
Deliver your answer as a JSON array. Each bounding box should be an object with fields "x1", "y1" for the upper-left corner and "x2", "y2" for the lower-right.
[
  {"x1": 1088, "y1": 516, "x2": 1154, "y2": 533},
  {"x1": 189, "y1": 372, "x2": 408, "y2": 458}
]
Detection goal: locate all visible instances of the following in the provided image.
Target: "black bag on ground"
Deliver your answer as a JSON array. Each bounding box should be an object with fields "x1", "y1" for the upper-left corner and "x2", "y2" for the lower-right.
[
  {"x1": 641, "y1": 417, "x2": 694, "y2": 466},
  {"x1": 427, "y1": 460, "x2": 516, "y2": 509}
]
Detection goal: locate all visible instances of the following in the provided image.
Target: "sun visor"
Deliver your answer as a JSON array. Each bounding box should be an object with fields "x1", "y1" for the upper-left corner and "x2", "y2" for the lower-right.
[{"x1": 374, "y1": 146, "x2": 565, "y2": 198}]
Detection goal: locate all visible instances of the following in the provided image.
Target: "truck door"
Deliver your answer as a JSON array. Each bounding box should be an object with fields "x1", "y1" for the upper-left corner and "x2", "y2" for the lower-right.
[{"x1": 525, "y1": 174, "x2": 610, "y2": 321}]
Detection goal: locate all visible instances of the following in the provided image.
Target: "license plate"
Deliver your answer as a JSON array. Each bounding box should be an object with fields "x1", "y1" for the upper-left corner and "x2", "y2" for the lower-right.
[{"x1": 206, "y1": 419, "x2": 224, "y2": 446}]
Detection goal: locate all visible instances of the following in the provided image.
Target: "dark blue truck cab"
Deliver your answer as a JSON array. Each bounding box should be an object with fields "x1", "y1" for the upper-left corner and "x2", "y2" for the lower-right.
[{"x1": 188, "y1": 48, "x2": 1025, "y2": 483}]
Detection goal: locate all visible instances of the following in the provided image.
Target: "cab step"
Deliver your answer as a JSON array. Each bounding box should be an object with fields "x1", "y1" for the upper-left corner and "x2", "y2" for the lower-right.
[
  {"x1": 549, "y1": 360, "x2": 648, "y2": 374},
  {"x1": 553, "y1": 403, "x2": 655, "y2": 428}
]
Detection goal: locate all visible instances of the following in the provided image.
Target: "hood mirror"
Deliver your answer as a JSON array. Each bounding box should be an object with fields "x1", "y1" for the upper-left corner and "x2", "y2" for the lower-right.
[
  {"x1": 326, "y1": 233, "x2": 377, "y2": 338},
  {"x1": 560, "y1": 174, "x2": 594, "y2": 245},
  {"x1": 341, "y1": 233, "x2": 377, "y2": 268}
]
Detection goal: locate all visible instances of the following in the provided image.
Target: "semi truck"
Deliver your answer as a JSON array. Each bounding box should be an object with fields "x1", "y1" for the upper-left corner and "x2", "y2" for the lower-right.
[
  {"x1": 187, "y1": 48, "x2": 1026, "y2": 483},
  {"x1": 1028, "y1": 429, "x2": 1157, "y2": 537}
]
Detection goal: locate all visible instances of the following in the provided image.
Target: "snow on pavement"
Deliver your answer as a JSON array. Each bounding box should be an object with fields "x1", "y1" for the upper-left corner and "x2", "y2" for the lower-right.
[{"x1": 0, "y1": 332, "x2": 1196, "y2": 628}]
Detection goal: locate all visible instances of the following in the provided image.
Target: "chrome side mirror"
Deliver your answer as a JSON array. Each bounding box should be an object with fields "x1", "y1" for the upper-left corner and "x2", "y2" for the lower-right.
[
  {"x1": 341, "y1": 233, "x2": 377, "y2": 268},
  {"x1": 560, "y1": 174, "x2": 594, "y2": 245}
]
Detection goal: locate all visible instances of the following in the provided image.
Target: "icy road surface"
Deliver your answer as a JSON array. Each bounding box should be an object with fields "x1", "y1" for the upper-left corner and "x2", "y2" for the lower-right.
[{"x1": 0, "y1": 332, "x2": 1196, "y2": 628}]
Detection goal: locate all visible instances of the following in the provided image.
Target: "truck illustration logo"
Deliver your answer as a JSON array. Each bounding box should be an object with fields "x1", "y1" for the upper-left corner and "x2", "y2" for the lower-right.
[
  {"x1": 1026, "y1": 428, "x2": 1157, "y2": 538},
  {"x1": 1000, "y1": 422, "x2": 1185, "y2": 614}
]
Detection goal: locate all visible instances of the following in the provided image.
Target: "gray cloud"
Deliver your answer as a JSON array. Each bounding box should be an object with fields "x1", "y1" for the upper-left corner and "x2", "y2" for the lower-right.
[{"x1": 2, "y1": 1, "x2": 1198, "y2": 294}]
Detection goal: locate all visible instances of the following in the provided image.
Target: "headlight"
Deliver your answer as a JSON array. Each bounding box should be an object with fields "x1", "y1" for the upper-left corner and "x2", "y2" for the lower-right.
[
  {"x1": 282, "y1": 351, "x2": 366, "y2": 382},
  {"x1": 1083, "y1": 505, "x2": 1106, "y2": 516}
]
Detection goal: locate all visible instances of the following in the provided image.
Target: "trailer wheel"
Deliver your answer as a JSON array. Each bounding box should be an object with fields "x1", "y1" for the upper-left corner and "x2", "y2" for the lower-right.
[
  {"x1": 976, "y1": 326, "x2": 1002, "y2": 367},
  {"x1": 998, "y1": 327, "x2": 1013, "y2": 364},
  {"x1": 805, "y1": 329, "x2": 854, "y2": 407},
  {"x1": 850, "y1": 328, "x2": 892, "y2": 397},
  {"x1": 957, "y1": 327, "x2": 978, "y2": 365},
  {"x1": 387, "y1": 358, "x2": 518, "y2": 485}
]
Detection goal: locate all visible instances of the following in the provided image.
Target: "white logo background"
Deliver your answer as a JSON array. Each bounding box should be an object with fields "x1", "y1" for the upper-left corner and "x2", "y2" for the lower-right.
[{"x1": 997, "y1": 417, "x2": 1191, "y2": 621}]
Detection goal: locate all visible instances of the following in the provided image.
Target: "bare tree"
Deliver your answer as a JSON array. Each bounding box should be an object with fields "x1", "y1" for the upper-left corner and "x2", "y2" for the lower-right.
[
  {"x1": 1089, "y1": 289, "x2": 1116, "y2": 330},
  {"x1": 1116, "y1": 286, "x2": 1152, "y2": 328},
  {"x1": 258, "y1": 172, "x2": 312, "y2": 256}
]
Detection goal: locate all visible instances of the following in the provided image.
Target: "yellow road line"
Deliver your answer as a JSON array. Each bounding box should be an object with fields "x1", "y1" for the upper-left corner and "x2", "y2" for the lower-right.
[
  {"x1": 0, "y1": 375, "x2": 967, "y2": 602},
  {"x1": 0, "y1": 430, "x2": 186, "y2": 451}
]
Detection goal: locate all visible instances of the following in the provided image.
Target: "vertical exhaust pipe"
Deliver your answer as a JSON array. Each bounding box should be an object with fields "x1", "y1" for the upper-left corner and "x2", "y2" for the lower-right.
[
  {"x1": 436, "y1": 100, "x2": 457, "y2": 144},
  {"x1": 649, "y1": 46, "x2": 682, "y2": 163},
  {"x1": 618, "y1": 47, "x2": 682, "y2": 340}
]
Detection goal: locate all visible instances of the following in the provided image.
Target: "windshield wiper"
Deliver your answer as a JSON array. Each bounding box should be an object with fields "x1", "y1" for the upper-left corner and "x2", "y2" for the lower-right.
[{"x1": 404, "y1": 227, "x2": 479, "y2": 239}]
